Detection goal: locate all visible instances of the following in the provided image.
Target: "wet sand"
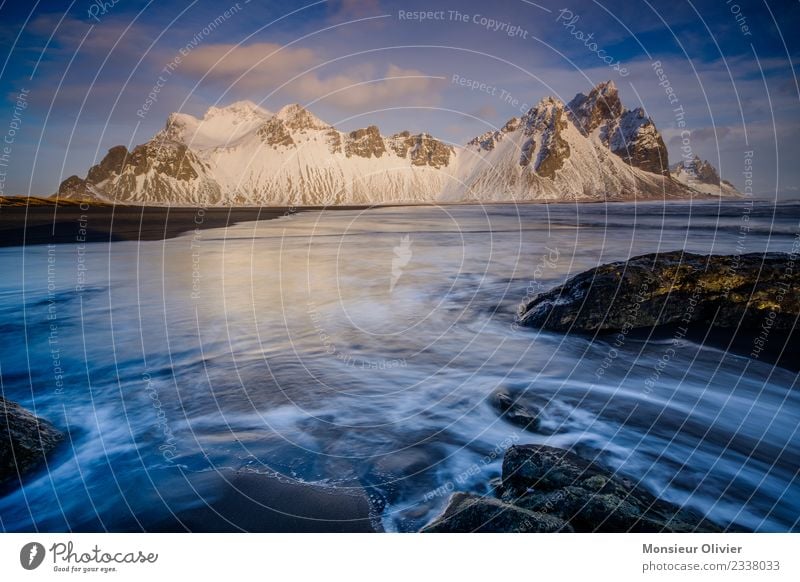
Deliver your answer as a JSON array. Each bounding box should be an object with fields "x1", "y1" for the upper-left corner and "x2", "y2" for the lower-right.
[{"x1": 152, "y1": 469, "x2": 379, "y2": 533}]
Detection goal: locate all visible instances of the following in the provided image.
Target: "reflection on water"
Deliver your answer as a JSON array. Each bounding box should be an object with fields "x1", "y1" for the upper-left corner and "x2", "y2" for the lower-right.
[{"x1": 0, "y1": 200, "x2": 798, "y2": 532}]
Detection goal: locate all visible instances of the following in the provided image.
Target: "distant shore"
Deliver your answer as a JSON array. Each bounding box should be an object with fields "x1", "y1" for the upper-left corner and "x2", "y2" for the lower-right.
[
  {"x1": 0, "y1": 198, "x2": 371, "y2": 248},
  {"x1": 0, "y1": 195, "x2": 770, "y2": 248}
]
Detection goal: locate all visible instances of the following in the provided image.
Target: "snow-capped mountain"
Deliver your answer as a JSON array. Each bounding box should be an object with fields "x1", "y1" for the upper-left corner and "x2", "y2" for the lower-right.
[
  {"x1": 163, "y1": 100, "x2": 273, "y2": 148},
  {"x1": 671, "y1": 155, "x2": 740, "y2": 197},
  {"x1": 444, "y1": 82, "x2": 680, "y2": 202},
  {"x1": 57, "y1": 81, "x2": 739, "y2": 205}
]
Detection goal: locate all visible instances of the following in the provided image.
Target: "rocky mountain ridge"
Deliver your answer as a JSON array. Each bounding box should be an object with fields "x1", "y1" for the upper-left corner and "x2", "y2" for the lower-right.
[
  {"x1": 57, "y1": 81, "x2": 739, "y2": 205},
  {"x1": 671, "y1": 154, "x2": 740, "y2": 197}
]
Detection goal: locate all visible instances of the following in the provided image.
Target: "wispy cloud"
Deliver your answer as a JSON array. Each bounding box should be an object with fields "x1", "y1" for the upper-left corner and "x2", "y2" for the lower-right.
[{"x1": 179, "y1": 42, "x2": 445, "y2": 109}]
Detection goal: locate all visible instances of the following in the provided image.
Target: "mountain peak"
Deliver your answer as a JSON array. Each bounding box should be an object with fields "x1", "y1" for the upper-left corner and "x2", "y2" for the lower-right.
[
  {"x1": 593, "y1": 79, "x2": 618, "y2": 95},
  {"x1": 275, "y1": 103, "x2": 328, "y2": 130},
  {"x1": 567, "y1": 80, "x2": 623, "y2": 135},
  {"x1": 160, "y1": 101, "x2": 271, "y2": 149},
  {"x1": 533, "y1": 95, "x2": 564, "y2": 110},
  {"x1": 670, "y1": 155, "x2": 739, "y2": 196},
  {"x1": 608, "y1": 108, "x2": 669, "y2": 175},
  {"x1": 672, "y1": 155, "x2": 722, "y2": 185},
  {"x1": 205, "y1": 100, "x2": 271, "y2": 121}
]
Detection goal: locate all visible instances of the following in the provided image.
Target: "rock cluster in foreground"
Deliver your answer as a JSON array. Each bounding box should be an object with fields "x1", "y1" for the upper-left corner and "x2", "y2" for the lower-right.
[
  {"x1": 0, "y1": 396, "x2": 63, "y2": 489},
  {"x1": 518, "y1": 251, "x2": 798, "y2": 332},
  {"x1": 422, "y1": 445, "x2": 721, "y2": 532},
  {"x1": 517, "y1": 251, "x2": 799, "y2": 369}
]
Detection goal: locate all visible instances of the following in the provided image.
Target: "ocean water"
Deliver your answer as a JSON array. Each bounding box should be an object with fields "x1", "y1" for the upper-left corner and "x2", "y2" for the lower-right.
[{"x1": 0, "y1": 200, "x2": 798, "y2": 532}]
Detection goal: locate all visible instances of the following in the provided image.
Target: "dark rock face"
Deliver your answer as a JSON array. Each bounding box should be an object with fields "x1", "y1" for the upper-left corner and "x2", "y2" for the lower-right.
[
  {"x1": 389, "y1": 132, "x2": 454, "y2": 168},
  {"x1": 56, "y1": 175, "x2": 92, "y2": 199},
  {"x1": 57, "y1": 140, "x2": 204, "y2": 201},
  {"x1": 502, "y1": 117, "x2": 521, "y2": 134},
  {"x1": 1, "y1": 397, "x2": 63, "y2": 488},
  {"x1": 345, "y1": 126, "x2": 386, "y2": 158},
  {"x1": 86, "y1": 145, "x2": 129, "y2": 183},
  {"x1": 409, "y1": 134, "x2": 453, "y2": 169},
  {"x1": 519, "y1": 138, "x2": 535, "y2": 167},
  {"x1": 468, "y1": 117, "x2": 520, "y2": 152},
  {"x1": 128, "y1": 140, "x2": 199, "y2": 181},
  {"x1": 388, "y1": 130, "x2": 413, "y2": 157},
  {"x1": 607, "y1": 109, "x2": 670, "y2": 175},
  {"x1": 58, "y1": 145, "x2": 133, "y2": 199},
  {"x1": 519, "y1": 251, "x2": 799, "y2": 334},
  {"x1": 326, "y1": 128, "x2": 343, "y2": 154},
  {"x1": 278, "y1": 104, "x2": 328, "y2": 131},
  {"x1": 424, "y1": 445, "x2": 721, "y2": 532},
  {"x1": 567, "y1": 80, "x2": 670, "y2": 175},
  {"x1": 672, "y1": 155, "x2": 731, "y2": 187},
  {"x1": 567, "y1": 80, "x2": 623, "y2": 135},
  {"x1": 258, "y1": 118, "x2": 295, "y2": 147},
  {"x1": 689, "y1": 157, "x2": 720, "y2": 184},
  {"x1": 421, "y1": 491, "x2": 572, "y2": 533},
  {"x1": 521, "y1": 98, "x2": 570, "y2": 179}
]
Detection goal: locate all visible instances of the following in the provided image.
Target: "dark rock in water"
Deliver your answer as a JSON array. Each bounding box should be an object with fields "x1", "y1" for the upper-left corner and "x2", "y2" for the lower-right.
[
  {"x1": 517, "y1": 251, "x2": 800, "y2": 370},
  {"x1": 500, "y1": 445, "x2": 721, "y2": 532},
  {"x1": 502, "y1": 443, "x2": 605, "y2": 492},
  {"x1": 421, "y1": 492, "x2": 572, "y2": 533},
  {"x1": 423, "y1": 445, "x2": 722, "y2": 532},
  {"x1": 489, "y1": 388, "x2": 541, "y2": 432},
  {"x1": 0, "y1": 397, "x2": 63, "y2": 488},
  {"x1": 518, "y1": 251, "x2": 797, "y2": 332}
]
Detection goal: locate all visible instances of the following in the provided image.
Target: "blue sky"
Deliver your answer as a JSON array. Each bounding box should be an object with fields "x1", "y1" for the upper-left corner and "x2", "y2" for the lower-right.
[{"x1": 0, "y1": 0, "x2": 798, "y2": 198}]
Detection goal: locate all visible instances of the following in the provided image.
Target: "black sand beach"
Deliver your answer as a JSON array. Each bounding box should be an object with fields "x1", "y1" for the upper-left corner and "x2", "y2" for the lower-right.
[
  {"x1": 152, "y1": 469, "x2": 379, "y2": 533},
  {"x1": 0, "y1": 198, "x2": 370, "y2": 247}
]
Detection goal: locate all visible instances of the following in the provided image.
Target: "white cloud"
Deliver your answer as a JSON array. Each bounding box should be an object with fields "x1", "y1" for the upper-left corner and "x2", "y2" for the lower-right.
[{"x1": 178, "y1": 42, "x2": 445, "y2": 110}]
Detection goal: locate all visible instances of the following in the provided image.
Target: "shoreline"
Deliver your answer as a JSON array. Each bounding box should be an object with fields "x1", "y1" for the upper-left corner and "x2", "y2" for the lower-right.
[
  {"x1": 0, "y1": 196, "x2": 757, "y2": 249},
  {"x1": 0, "y1": 204, "x2": 368, "y2": 248}
]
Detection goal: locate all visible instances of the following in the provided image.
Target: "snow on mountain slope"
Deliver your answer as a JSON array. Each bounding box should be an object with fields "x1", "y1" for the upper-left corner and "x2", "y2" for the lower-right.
[
  {"x1": 196, "y1": 104, "x2": 456, "y2": 205},
  {"x1": 444, "y1": 84, "x2": 690, "y2": 202},
  {"x1": 56, "y1": 82, "x2": 739, "y2": 205},
  {"x1": 568, "y1": 81, "x2": 670, "y2": 177},
  {"x1": 58, "y1": 103, "x2": 457, "y2": 205},
  {"x1": 671, "y1": 155, "x2": 741, "y2": 197},
  {"x1": 162, "y1": 100, "x2": 272, "y2": 149}
]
